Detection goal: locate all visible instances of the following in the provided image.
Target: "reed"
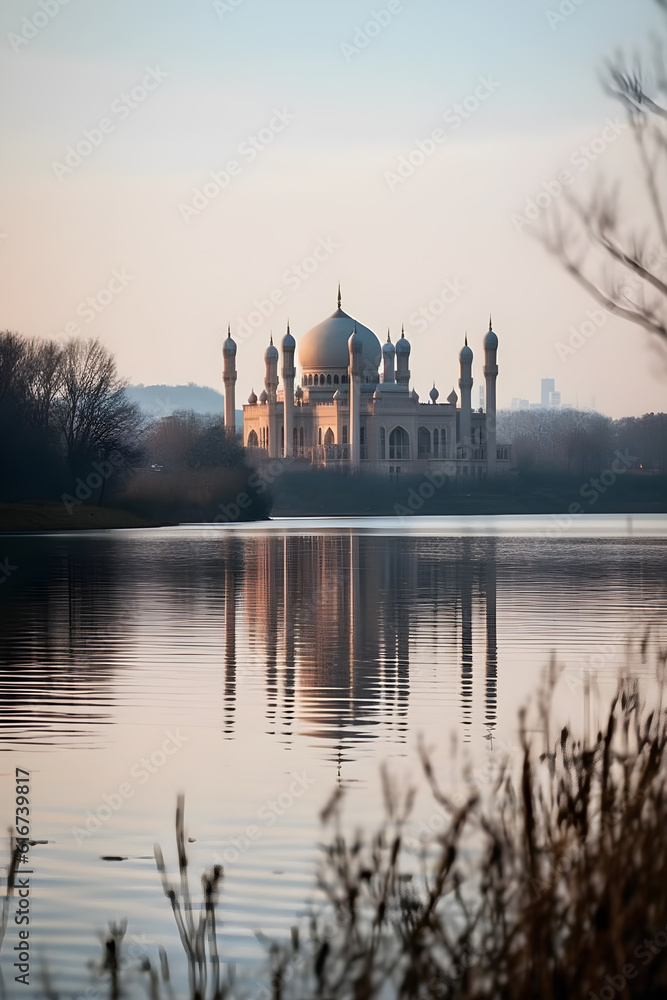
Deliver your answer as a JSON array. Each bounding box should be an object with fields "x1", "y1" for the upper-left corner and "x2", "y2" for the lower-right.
[{"x1": 2, "y1": 664, "x2": 666, "y2": 999}]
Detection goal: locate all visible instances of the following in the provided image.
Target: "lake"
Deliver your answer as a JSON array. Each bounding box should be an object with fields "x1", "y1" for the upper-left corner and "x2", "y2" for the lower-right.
[{"x1": 1, "y1": 514, "x2": 666, "y2": 997}]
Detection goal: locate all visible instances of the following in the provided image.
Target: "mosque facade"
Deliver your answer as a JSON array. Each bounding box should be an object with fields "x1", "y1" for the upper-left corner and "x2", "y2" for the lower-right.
[{"x1": 223, "y1": 290, "x2": 511, "y2": 477}]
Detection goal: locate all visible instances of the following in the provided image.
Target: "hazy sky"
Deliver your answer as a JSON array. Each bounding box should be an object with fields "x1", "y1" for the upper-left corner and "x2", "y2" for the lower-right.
[{"x1": 1, "y1": 0, "x2": 666, "y2": 416}]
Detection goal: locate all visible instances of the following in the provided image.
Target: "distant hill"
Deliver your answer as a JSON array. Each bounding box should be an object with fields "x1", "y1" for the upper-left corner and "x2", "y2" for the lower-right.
[{"x1": 127, "y1": 383, "x2": 243, "y2": 429}]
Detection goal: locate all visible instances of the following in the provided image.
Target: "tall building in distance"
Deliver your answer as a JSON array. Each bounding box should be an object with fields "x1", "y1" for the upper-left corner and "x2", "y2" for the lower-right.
[
  {"x1": 512, "y1": 379, "x2": 564, "y2": 410},
  {"x1": 541, "y1": 378, "x2": 556, "y2": 408},
  {"x1": 227, "y1": 291, "x2": 512, "y2": 478},
  {"x1": 476, "y1": 384, "x2": 485, "y2": 411}
]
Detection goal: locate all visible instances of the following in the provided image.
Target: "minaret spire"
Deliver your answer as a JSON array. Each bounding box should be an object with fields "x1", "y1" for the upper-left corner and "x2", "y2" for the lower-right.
[
  {"x1": 489, "y1": 314, "x2": 493, "y2": 331},
  {"x1": 465, "y1": 333, "x2": 468, "y2": 346},
  {"x1": 337, "y1": 283, "x2": 342, "y2": 309},
  {"x1": 387, "y1": 328, "x2": 391, "y2": 343}
]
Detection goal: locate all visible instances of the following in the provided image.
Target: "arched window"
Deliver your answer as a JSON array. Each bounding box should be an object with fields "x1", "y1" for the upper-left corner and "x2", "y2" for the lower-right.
[
  {"x1": 380, "y1": 427, "x2": 386, "y2": 460},
  {"x1": 248, "y1": 430, "x2": 258, "y2": 448},
  {"x1": 342, "y1": 425, "x2": 348, "y2": 444},
  {"x1": 324, "y1": 427, "x2": 334, "y2": 446},
  {"x1": 318, "y1": 427, "x2": 322, "y2": 445},
  {"x1": 341, "y1": 375, "x2": 348, "y2": 384},
  {"x1": 333, "y1": 374, "x2": 339, "y2": 384},
  {"x1": 320, "y1": 374, "x2": 325, "y2": 386},
  {"x1": 299, "y1": 427, "x2": 304, "y2": 450},
  {"x1": 293, "y1": 427, "x2": 298, "y2": 452},
  {"x1": 326, "y1": 374, "x2": 332, "y2": 385},
  {"x1": 389, "y1": 426, "x2": 409, "y2": 460},
  {"x1": 418, "y1": 426, "x2": 431, "y2": 458},
  {"x1": 433, "y1": 428, "x2": 439, "y2": 458}
]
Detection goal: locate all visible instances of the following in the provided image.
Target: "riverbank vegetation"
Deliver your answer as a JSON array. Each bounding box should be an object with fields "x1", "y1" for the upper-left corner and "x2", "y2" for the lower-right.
[
  {"x1": 0, "y1": 332, "x2": 268, "y2": 528},
  {"x1": 4, "y1": 662, "x2": 665, "y2": 999}
]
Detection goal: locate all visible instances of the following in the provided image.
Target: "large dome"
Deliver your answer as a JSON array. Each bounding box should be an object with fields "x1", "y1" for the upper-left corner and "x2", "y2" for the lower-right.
[{"x1": 298, "y1": 307, "x2": 382, "y2": 371}]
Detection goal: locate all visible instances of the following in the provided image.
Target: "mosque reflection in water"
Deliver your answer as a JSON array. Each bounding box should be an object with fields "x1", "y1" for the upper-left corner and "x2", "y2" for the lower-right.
[
  {"x1": 0, "y1": 533, "x2": 498, "y2": 752},
  {"x1": 222, "y1": 534, "x2": 498, "y2": 747}
]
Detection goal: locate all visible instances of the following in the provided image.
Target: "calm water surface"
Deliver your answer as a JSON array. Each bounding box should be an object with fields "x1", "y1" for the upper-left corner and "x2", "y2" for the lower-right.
[{"x1": 1, "y1": 515, "x2": 666, "y2": 996}]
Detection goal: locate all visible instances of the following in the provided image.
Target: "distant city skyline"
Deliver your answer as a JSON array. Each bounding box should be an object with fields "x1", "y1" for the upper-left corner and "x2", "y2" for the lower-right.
[{"x1": 1, "y1": 0, "x2": 665, "y2": 417}]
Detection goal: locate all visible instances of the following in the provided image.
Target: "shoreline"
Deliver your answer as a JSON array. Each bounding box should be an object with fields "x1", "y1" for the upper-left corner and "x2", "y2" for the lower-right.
[{"x1": 0, "y1": 502, "x2": 172, "y2": 533}]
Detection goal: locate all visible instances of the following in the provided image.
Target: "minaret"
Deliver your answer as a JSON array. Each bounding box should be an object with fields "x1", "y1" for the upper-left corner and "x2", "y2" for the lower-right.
[
  {"x1": 348, "y1": 325, "x2": 362, "y2": 469},
  {"x1": 264, "y1": 336, "x2": 279, "y2": 459},
  {"x1": 484, "y1": 317, "x2": 498, "y2": 478},
  {"x1": 382, "y1": 330, "x2": 395, "y2": 383},
  {"x1": 395, "y1": 326, "x2": 410, "y2": 386},
  {"x1": 222, "y1": 325, "x2": 237, "y2": 437},
  {"x1": 458, "y1": 335, "x2": 473, "y2": 461},
  {"x1": 281, "y1": 321, "x2": 296, "y2": 458}
]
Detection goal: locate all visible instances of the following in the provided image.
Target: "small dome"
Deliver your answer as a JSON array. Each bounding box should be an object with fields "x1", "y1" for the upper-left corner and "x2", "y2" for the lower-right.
[
  {"x1": 396, "y1": 329, "x2": 410, "y2": 355},
  {"x1": 248, "y1": 388, "x2": 257, "y2": 404},
  {"x1": 459, "y1": 336, "x2": 473, "y2": 364},
  {"x1": 259, "y1": 389, "x2": 268, "y2": 403},
  {"x1": 282, "y1": 325, "x2": 296, "y2": 351},
  {"x1": 429, "y1": 384, "x2": 440, "y2": 403},
  {"x1": 382, "y1": 332, "x2": 395, "y2": 355},
  {"x1": 264, "y1": 339, "x2": 279, "y2": 362},
  {"x1": 447, "y1": 388, "x2": 458, "y2": 405},
  {"x1": 348, "y1": 326, "x2": 362, "y2": 353},
  {"x1": 333, "y1": 388, "x2": 341, "y2": 400},
  {"x1": 295, "y1": 385, "x2": 304, "y2": 399},
  {"x1": 485, "y1": 317, "x2": 498, "y2": 350},
  {"x1": 223, "y1": 327, "x2": 237, "y2": 356}
]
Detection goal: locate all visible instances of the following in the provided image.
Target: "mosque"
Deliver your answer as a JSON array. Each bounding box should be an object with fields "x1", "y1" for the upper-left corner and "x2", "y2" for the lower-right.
[{"x1": 223, "y1": 289, "x2": 511, "y2": 477}]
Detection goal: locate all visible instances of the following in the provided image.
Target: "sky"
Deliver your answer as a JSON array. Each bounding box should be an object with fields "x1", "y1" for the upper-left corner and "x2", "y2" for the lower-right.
[{"x1": 1, "y1": 0, "x2": 666, "y2": 416}]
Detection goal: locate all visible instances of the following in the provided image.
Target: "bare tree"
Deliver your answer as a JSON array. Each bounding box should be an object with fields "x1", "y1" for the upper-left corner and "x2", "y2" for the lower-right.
[
  {"x1": 540, "y1": 0, "x2": 667, "y2": 349},
  {"x1": 54, "y1": 338, "x2": 143, "y2": 474}
]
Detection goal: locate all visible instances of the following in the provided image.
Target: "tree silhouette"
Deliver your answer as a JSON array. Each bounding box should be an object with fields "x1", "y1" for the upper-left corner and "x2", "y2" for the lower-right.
[{"x1": 540, "y1": 0, "x2": 667, "y2": 351}]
